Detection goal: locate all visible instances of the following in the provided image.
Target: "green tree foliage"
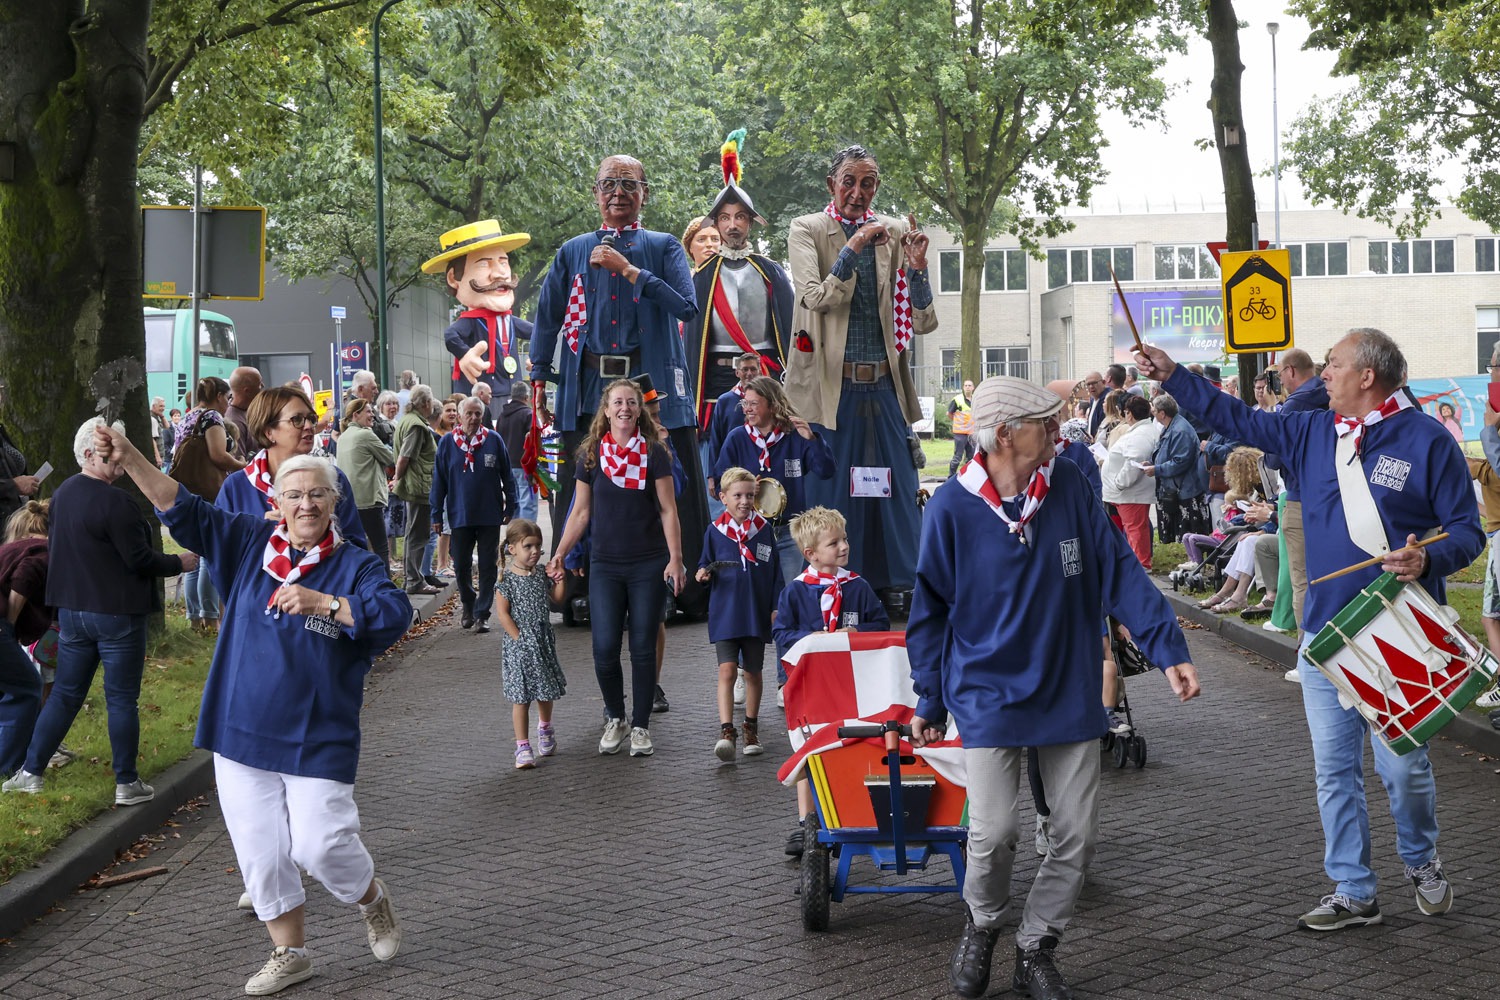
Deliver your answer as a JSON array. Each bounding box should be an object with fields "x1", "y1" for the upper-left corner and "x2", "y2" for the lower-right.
[
  {"x1": 723, "y1": 0, "x2": 1198, "y2": 382},
  {"x1": 1286, "y1": 0, "x2": 1500, "y2": 236}
]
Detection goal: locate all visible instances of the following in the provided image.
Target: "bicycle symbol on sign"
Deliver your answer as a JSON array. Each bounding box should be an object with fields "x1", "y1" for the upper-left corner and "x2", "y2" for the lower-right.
[{"x1": 1238, "y1": 284, "x2": 1277, "y2": 322}]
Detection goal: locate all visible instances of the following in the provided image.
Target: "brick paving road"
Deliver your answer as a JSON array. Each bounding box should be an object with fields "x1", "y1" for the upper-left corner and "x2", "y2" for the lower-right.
[{"x1": 3, "y1": 606, "x2": 1500, "y2": 999}]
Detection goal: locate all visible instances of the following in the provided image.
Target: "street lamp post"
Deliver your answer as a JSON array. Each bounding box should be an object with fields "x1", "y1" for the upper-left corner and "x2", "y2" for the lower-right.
[
  {"x1": 372, "y1": 0, "x2": 408, "y2": 391},
  {"x1": 1268, "y1": 21, "x2": 1281, "y2": 248}
]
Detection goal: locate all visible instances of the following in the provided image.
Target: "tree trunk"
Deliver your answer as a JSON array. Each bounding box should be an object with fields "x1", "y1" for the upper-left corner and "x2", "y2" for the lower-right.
[
  {"x1": 0, "y1": 3, "x2": 152, "y2": 474},
  {"x1": 958, "y1": 224, "x2": 985, "y2": 387},
  {"x1": 1207, "y1": 0, "x2": 1265, "y2": 403}
]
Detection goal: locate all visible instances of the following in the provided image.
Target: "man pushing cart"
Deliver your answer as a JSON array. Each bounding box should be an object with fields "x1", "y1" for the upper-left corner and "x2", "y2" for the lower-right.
[{"x1": 906, "y1": 376, "x2": 1201, "y2": 1000}]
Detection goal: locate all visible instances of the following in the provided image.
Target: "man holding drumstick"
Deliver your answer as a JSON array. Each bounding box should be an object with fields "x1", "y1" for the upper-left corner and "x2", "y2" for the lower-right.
[{"x1": 1136, "y1": 328, "x2": 1484, "y2": 931}]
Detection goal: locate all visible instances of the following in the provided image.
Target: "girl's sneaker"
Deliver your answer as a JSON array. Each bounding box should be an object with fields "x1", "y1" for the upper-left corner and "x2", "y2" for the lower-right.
[
  {"x1": 514, "y1": 741, "x2": 536, "y2": 769},
  {"x1": 741, "y1": 719, "x2": 764, "y2": 756},
  {"x1": 715, "y1": 723, "x2": 737, "y2": 762},
  {"x1": 537, "y1": 724, "x2": 557, "y2": 757}
]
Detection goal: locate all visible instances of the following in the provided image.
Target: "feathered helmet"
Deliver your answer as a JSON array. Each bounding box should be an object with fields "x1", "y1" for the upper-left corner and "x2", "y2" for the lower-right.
[{"x1": 707, "y1": 129, "x2": 767, "y2": 225}]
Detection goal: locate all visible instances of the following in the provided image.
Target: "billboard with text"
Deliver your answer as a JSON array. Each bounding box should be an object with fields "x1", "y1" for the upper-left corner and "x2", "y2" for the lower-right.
[{"x1": 1111, "y1": 288, "x2": 1225, "y2": 365}]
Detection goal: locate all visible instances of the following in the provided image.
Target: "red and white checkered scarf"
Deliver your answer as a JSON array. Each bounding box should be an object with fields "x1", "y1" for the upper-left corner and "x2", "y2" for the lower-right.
[
  {"x1": 599, "y1": 432, "x2": 650, "y2": 490},
  {"x1": 744, "y1": 422, "x2": 784, "y2": 473},
  {"x1": 261, "y1": 522, "x2": 336, "y2": 617},
  {"x1": 714, "y1": 510, "x2": 768, "y2": 567},
  {"x1": 1333, "y1": 389, "x2": 1414, "y2": 457},
  {"x1": 824, "y1": 202, "x2": 876, "y2": 227},
  {"x1": 799, "y1": 566, "x2": 860, "y2": 632},
  {"x1": 562, "y1": 274, "x2": 587, "y2": 356},
  {"x1": 893, "y1": 268, "x2": 912, "y2": 353},
  {"x1": 244, "y1": 450, "x2": 275, "y2": 508},
  {"x1": 957, "y1": 454, "x2": 1053, "y2": 547},
  {"x1": 597, "y1": 220, "x2": 643, "y2": 238},
  {"x1": 454, "y1": 426, "x2": 488, "y2": 473}
]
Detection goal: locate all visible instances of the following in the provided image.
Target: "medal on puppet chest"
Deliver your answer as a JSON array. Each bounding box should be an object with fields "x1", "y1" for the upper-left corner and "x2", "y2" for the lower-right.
[{"x1": 503, "y1": 356, "x2": 518, "y2": 375}]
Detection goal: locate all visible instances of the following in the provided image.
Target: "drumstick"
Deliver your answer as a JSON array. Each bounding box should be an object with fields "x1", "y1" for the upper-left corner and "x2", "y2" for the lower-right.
[
  {"x1": 1108, "y1": 262, "x2": 1146, "y2": 355},
  {"x1": 1309, "y1": 532, "x2": 1449, "y2": 585}
]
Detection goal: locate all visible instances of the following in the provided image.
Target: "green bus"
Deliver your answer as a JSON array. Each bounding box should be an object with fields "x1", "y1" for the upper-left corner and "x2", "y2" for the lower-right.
[{"x1": 144, "y1": 307, "x2": 239, "y2": 410}]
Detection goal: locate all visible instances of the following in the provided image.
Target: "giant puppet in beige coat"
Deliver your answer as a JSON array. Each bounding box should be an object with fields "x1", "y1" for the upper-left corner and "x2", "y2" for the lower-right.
[{"x1": 783, "y1": 212, "x2": 938, "y2": 429}]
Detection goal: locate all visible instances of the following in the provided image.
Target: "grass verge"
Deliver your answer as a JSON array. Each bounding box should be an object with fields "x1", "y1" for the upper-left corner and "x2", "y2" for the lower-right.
[{"x1": 0, "y1": 609, "x2": 213, "y2": 885}]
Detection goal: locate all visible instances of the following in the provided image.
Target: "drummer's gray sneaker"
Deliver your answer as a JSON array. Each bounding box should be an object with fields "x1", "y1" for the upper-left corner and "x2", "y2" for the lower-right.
[
  {"x1": 1406, "y1": 858, "x2": 1453, "y2": 915},
  {"x1": 1297, "y1": 892, "x2": 1382, "y2": 931}
]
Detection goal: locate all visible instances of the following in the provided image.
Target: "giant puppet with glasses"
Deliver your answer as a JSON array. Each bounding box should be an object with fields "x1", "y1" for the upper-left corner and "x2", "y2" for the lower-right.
[{"x1": 423, "y1": 220, "x2": 535, "y2": 406}]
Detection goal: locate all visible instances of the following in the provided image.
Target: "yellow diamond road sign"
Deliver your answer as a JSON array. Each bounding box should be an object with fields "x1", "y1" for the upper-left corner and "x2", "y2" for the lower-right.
[{"x1": 1220, "y1": 249, "x2": 1294, "y2": 354}]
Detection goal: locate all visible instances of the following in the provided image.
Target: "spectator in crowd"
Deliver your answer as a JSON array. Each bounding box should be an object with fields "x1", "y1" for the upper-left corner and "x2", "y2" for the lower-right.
[
  {"x1": 1254, "y1": 371, "x2": 1285, "y2": 413},
  {"x1": 351, "y1": 370, "x2": 394, "y2": 447},
  {"x1": 1124, "y1": 366, "x2": 1145, "y2": 396},
  {"x1": 396, "y1": 370, "x2": 418, "y2": 410},
  {"x1": 376, "y1": 391, "x2": 406, "y2": 572},
  {"x1": 1471, "y1": 349, "x2": 1500, "y2": 708},
  {"x1": 947, "y1": 379, "x2": 976, "y2": 478},
  {"x1": 336, "y1": 398, "x2": 397, "y2": 577},
  {"x1": 1261, "y1": 348, "x2": 1329, "y2": 641},
  {"x1": 430, "y1": 396, "x2": 516, "y2": 632},
  {"x1": 393, "y1": 386, "x2": 441, "y2": 595},
  {"x1": 681, "y1": 216, "x2": 721, "y2": 268},
  {"x1": 226, "y1": 366, "x2": 263, "y2": 461},
  {"x1": 0, "y1": 381, "x2": 39, "y2": 526},
  {"x1": 498, "y1": 383, "x2": 538, "y2": 524},
  {"x1": 1097, "y1": 389, "x2": 1131, "y2": 449},
  {"x1": 1101, "y1": 394, "x2": 1161, "y2": 568},
  {"x1": 94, "y1": 424, "x2": 411, "y2": 996},
  {"x1": 1145, "y1": 393, "x2": 1210, "y2": 544},
  {"x1": 0, "y1": 500, "x2": 50, "y2": 779},
  {"x1": 150, "y1": 396, "x2": 168, "y2": 467},
  {"x1": 3, "y1": 419, "x2": 195, "y2": 804},
  {"x1": 176, "y1": 376, "x2": 245, "y2": 633},
  {"x1": 474, "y1": 381, "x2": 497, "y2": 429},
  {"x1": 548, "y1": 379, "x2": 685, "y2": 759},
  {"x1": 429, "y1": 400, "x2": 460, "y2": 579}
]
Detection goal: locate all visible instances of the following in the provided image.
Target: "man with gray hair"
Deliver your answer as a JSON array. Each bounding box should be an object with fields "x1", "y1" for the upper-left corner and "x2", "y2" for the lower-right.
[
  {"x1": 226, "y1": 367, "x2": 263, "y2": 461},
  {"x1": 1136, "y1": 328, "x2": 1483, "y2": 932},
  {"x1": 908, "y1": 376, "x2": 1198, "y2": 1000},
  {"x1": 430, "y1": 396, "x2": 515, "y2": 631},
  {"x1": 351, "y1": 370, "x2": 393, "y2": 447},
  {"x1": 393, "y1": 386, "x2": 441, "y2": 595},
  {"x1": 497, "y1": 382, "x2": 538, "y2": 523}
]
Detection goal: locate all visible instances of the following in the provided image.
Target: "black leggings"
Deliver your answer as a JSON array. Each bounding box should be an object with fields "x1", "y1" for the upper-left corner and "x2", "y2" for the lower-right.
[{"x1": 1027, "y1": 746, "x2": 1050, "y2": 818}]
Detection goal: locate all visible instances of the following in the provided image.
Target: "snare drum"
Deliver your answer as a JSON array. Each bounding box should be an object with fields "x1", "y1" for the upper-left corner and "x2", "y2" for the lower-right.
[{"x1": 1304, "y1": 572, "x2": 1499, "y2": 755}]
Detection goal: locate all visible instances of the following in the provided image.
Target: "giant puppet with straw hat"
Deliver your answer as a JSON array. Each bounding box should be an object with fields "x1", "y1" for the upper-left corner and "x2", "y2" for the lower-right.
[
  {"x1": 686, "y1": 130, "x2": 794, "y2": 444},
  {"x1": 422, "y1": 219, "x2": 533, "y2": 412}
]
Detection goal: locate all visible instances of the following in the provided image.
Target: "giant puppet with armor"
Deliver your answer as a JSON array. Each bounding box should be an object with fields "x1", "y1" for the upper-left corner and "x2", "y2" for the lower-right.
[
  {"x1": 424, "y1": 220, "x2": 535, "y2": 408},
  {"x1": 686, "y1": 131, "x2": 793, "y2": 446}
]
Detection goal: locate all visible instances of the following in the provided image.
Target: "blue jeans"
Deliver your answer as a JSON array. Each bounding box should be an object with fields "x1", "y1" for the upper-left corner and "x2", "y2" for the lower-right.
[
  {"x1": 589, "y1": 555, "x2": 667, "y2": 729},
  {"x1": 700, "y1": 440, "x2": 725, "y2": 521},
  {"x1": 0, "y1": 620, "x2": 42, "y2": 775},
  {"x1": 1298, "y1": 634, "x2": 1439, "y2": 901},
  {"x1": 182, "y1": 564, "x2": 220, "y2": 622},
  {"x1": 26, "y1": 610, "x2": 149, "y2": 783},
  {"x1": 511, "y1": 469, "x2": 539, "y2": 524}
]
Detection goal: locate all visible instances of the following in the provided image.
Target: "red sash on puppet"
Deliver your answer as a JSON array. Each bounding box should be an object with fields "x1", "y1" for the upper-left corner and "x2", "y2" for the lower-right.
[
  {"x1": 453, "y1": 309, "x2": 511, "y2": 382},
  {"x1": 714, "y1": 510, "x2": 768, "y2": 567},
  {"x1": 262, "y1": 523, "x2": 336, "y2": 618}
]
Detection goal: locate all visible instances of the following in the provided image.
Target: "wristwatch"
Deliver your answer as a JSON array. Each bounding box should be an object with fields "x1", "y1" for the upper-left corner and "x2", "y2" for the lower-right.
[{"x1": 327, "y1": 596, "x2": 341, "y2": 616}]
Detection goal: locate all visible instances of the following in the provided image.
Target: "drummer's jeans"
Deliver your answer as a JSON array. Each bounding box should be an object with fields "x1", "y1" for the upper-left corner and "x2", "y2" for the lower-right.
[
  {"x1": 1298, "y1": 634, "x2": 1439, "y2": 902},
  {"x1": 961, "y1": 742, "x2": 1099, "y2": 948}
]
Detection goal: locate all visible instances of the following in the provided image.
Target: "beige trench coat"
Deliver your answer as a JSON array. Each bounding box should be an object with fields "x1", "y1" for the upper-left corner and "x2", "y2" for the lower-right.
[{"x1": 783, "y1": 212, "x2": 939, "y2": 430}]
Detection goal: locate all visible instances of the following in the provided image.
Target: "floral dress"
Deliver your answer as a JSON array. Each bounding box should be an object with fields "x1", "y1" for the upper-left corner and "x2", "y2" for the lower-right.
[{"x1": 498, "y1": 569, "x2": 566, "y2": 704}]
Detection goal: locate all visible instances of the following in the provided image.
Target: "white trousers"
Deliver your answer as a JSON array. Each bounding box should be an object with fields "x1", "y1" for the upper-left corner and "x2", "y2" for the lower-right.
[
  {"x1": 214, "y1": 754, "x2": 375, "y2": 922},
  {"x1": 963, "y1": 742, "x2": 1100, "y2": 948}
]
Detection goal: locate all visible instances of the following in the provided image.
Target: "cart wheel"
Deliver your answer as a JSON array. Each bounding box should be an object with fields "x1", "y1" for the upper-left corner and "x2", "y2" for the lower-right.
[
  {"x1": 1111, "y1": 736, "x2": 1129, "y2": 769},
  {"x1": 800, "y1": 821, "x2": 831, "y2": 931},
  {"x1": 1100, "y1": 731, "x2": 1115, "y2": 751},
  {"x1": 1131, "y1": 735, "x2": 1147, "y2": 769}
]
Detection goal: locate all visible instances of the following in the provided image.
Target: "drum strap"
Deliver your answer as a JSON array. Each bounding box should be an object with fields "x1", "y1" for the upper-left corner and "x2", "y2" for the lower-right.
[{"x1": 1334, "y1": 433, "x2": 1390, "y2": 559}]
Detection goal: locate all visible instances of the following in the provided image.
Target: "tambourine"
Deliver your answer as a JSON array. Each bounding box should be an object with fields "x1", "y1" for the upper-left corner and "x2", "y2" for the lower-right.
[{"x1": 754, "y1": 476, "x2": 787, "y2": 520}]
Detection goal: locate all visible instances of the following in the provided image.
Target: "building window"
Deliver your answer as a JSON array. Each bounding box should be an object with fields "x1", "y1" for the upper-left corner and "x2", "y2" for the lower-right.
[
  {"x1": 1286, "y1": 241, "x2": 1349, "y2": 277},
  {"x1": 1368, "y1": 238, "x2": 1455, "y2": 274},
  {"x1": 1479, "y1": 308, "x2": 1500, "y2": 373},
  {"x1": 1477, "y1": 238, "x2": 1499, "y2": 272},
  {"x1": 1047, "y1": 246, "x2": 1134, "y2": 288},
  {"x1": 983, "y1": 249, "x2": 1028, "y2": 292},
  {"x1": 1153, "y1": 244, "x2": 1218, "y2": 281},
  {"x1": 983, "y1": 346, "x2": 1031, "y2": 379},
  {"x1": 937, "y1": 249, "x2": 963, "y2": 293}
]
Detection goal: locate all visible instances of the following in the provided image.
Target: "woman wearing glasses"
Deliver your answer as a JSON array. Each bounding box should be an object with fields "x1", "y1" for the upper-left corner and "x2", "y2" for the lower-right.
[
  {"x1": 89, "y1": 421, "x2": 411, "y2": 995},
  {"x1": 217, "y1": 386, "x2": 368, "y2": 548}
]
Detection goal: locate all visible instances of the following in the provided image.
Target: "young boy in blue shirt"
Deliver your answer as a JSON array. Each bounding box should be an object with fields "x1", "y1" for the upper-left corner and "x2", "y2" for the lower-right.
[
  {"x1": 696, "y1": 467, "x2": 782, "y2": 761},
  {"x1": 773, "y1": 506, "x2": 889, "y2": 856}
]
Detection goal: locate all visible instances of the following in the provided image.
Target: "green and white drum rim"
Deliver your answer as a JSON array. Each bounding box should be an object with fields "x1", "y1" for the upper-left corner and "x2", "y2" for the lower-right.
[{"x1": 1305, "y1": 571, "x2": 1407, "y2": 667}]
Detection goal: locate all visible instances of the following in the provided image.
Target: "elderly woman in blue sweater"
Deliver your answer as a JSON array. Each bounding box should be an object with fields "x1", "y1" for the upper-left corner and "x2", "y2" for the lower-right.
[
  {"x1": 90, "y1": 423, "x2": 412, "y2": 997},
  {"x1": 908, "y1": 376, "x2": 1200, "y2": 1000}
]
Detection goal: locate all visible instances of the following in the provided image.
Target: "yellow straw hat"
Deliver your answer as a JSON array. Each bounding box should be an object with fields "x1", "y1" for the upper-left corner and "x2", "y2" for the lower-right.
[{"x1": 421, "y1": 219, "x2": 531, "y2": 275}]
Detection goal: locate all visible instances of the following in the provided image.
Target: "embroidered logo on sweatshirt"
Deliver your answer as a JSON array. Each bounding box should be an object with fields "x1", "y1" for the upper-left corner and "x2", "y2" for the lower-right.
[
  {"x1": 1060, "y1": 538, "x2": 1082, "y2": 577},
  {"x1": 1370, "y1": 456, "x2": 1411, "y2": 492}
]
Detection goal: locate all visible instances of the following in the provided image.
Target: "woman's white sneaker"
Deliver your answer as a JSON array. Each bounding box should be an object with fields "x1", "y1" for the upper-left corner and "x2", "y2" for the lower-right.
[
  {"x1": 629, "y1": 727, "x2": 654, "y2": 757},
  {"x1": 245, "y1": 947, "x2": 313, "y2": 995}
]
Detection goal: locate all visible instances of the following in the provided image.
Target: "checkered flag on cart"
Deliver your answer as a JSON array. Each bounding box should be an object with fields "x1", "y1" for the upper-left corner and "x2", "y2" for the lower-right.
[{"x1": 562, "y1": 274, "x2": 587, "y2": 355}]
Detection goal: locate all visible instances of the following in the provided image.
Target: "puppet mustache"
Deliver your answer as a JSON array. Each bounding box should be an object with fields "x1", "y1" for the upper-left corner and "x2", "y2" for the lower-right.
[{"x1": 468, "y1": 279, "x2": 514, "y2": 294}]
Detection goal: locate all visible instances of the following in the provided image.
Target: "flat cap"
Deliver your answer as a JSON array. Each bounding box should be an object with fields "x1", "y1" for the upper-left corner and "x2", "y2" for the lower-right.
[{"x1": 971, "y1": 376, "x2": 1066, "y2": 431}]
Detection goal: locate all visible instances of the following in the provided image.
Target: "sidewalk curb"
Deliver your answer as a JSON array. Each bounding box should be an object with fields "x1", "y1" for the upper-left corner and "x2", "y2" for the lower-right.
[
  {"x1": 0, "y1": 581, "x2": 454, "y2": 940},
  {"x1": 1157, "y1": 579, "x2": 1500, "y2": 758}
]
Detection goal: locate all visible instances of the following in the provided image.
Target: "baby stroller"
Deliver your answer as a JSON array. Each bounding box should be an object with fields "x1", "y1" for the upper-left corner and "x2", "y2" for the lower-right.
[
  {"x1": 1102, "y1": 617, "x2": 1156, "y2": 769},
  {"x1": 1168, "y1": 523, "x2": 1255, "y2": 595}
]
